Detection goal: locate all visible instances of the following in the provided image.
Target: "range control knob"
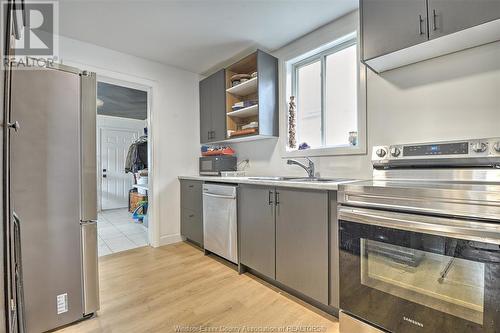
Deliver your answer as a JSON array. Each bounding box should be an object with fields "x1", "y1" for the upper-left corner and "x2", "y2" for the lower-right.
[
  {"x1": 390, "y1": 147, "x2": 401, "y2": 157},
  {"x1": 376, "y1": 148, "x2": 387, "y2": 158},
  {"x1": 494, "y1": 142, "x2": 500, "y2": 153},
  {"x1": 471, "y1": 142, "x2": 488, "y2": 153}
]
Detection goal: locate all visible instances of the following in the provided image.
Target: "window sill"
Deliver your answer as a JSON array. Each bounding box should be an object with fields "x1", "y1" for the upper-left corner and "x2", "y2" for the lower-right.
[{"x1": 282, "y1": 144, "x2": 366, "y2": 158}]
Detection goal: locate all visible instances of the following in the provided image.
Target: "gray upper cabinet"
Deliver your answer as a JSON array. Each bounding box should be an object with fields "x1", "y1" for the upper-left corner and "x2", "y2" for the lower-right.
[
  {"x1": 238, "y1": 185, "x2": 276, "y2": 279},
  {"x1": 199, "y1": 78, "x2": 211, "y2": 144},
  {"x1": 255, "y1": 50, "x2": 279, "y2": 138},
  {"x1": 275, "y1": 188, "x2": 328, "y2": 305},
  {"x1": 361, "y1": 0, "x2": 500, "y2": 72},
  {"x1": 362, "y1": 0, "x2": 429, "y2": 61},
  {"x1": 428, "y1": 0, "x2": 500, "y2": 39},
  {"x1": 200, "y1": 49, "x2": 278, "y2": 143},
  {"x1": 199, "y1": 69, "x2": 226, "y2": 144}
]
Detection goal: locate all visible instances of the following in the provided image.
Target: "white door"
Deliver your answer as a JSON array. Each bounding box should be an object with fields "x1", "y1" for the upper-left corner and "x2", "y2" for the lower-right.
[{"x1": 100, "y1": 127, "x2": 142, "y2": 210}]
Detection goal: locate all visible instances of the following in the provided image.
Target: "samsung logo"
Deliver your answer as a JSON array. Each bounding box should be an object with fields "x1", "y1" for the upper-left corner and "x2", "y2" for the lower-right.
[{"x1": 403, "y1": 316, "x2": 424, "y2": 328}]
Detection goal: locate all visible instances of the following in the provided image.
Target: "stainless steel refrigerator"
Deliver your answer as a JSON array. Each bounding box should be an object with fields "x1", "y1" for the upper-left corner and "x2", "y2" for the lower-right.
[{"x1": 8, "y1": 63, "x2": 99, "y2": 332}]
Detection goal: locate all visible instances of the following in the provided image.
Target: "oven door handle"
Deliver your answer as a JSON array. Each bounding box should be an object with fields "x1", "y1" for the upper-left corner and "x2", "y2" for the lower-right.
[{"x1": 338, "y1": 206, "x2": 500, "y2": 245}]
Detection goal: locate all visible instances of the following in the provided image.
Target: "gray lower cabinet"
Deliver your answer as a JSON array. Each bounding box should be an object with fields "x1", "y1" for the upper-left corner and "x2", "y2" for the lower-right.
[
  {"x1": 238, "y1": 185, "x2": 276, "y2": 279},
  {"x1": 275, "y1": 188, "x2": 329, "y2": 305},
  {"x1": 329, "y1": 191, "x2": 340, "y2": 309},
  {"x1": 180, "y1": 180, "x2": 203, "y2": 246},
  {"x1": 428, "y1": 0, "x2": 500, "y2": 39}
]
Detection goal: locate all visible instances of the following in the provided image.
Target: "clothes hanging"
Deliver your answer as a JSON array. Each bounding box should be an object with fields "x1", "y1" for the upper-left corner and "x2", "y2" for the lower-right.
[{"x1": 125, "y1": 136, "x2": 148, "y2": 173}]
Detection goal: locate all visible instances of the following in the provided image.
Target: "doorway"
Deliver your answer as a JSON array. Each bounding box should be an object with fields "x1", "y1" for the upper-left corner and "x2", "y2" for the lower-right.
[{"x1": 96, "y1": 81, "x2": 150, "y2": 256}]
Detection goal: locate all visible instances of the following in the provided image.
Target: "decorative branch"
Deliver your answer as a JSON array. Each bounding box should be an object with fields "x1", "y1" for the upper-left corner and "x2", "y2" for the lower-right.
[{"x1": 288, "y1": 96, "x2": 296, "y2": 149}]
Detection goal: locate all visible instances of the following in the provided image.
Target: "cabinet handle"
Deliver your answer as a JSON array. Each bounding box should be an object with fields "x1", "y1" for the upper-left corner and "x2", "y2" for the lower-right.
[
  {"x1": 268, "y1": 190, "x2": 274, "y2": 205},
  {"x1": 432, "y1": 9, "x2": 438, "y2": 31},
  {"x1": 275, "y1": 191, "x2": 280, "y2": 205},
  {"x1": 418, "y1": 15, "x2": 424, "y2": 35},
  {"x1": 189, "y1": 214, "x2": 195, "y2": 218},
  {"x1": 188, "y1": 185, "x2": 194, "y2": 188}
]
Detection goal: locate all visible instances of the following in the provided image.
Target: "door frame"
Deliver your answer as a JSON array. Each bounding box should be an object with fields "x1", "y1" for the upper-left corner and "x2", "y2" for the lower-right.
[
  {"x1": 62, "y1": 60, "x2": 159, "y2": 247},
  {"x1": 97, "y1": 117, "x2": 144, "y2": 211}
]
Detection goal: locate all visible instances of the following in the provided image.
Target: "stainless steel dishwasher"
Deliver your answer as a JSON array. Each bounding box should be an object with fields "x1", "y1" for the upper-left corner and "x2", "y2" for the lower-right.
[{"x1": 202, "y1": 183, "x2": 238, "y2": 264}]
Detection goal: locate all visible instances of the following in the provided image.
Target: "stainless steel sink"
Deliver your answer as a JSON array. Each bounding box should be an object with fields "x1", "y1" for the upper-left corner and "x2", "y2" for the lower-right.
[
  {"x1": 294, "y1": 178, "x2": 351, "y2": 183},
  {"x1": 247, "y1": 176, "x2": 298, "y2": 181},
  {"x1": 248, "y1": 176, "x2": 351, "y2": 183}
]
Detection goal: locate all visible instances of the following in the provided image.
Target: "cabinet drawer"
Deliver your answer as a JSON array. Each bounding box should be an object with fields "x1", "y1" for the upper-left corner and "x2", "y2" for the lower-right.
[
  {"x1": 181, "y1": 208, "x2": 203, "y2": 246},
  {"x1": 180, "y1": 180, "x2": 202, "y2": 212}
]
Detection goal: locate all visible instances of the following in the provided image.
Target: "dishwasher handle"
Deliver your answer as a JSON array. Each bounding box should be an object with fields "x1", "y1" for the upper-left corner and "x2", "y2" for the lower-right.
[{"x1": 203, "y1": 192, "x2": 236, "y2": 200}]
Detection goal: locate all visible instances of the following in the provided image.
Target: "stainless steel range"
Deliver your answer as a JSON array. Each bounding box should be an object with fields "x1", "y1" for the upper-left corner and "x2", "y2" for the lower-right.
[{"x1": 338, "y1": 138, "x2": 500, "y2": 333}]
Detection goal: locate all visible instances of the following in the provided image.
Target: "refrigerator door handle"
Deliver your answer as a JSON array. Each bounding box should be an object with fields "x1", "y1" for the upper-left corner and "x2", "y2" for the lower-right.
[
  {"x1": 80, "y1": 221, "x2": 99, "y2": 315},
  {"x1": 80, "y1": 220, "x2": 97, "y2": 226}
]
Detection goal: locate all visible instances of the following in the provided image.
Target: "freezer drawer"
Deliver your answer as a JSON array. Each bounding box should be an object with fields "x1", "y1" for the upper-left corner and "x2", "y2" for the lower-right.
[{"x1": 81, "y1": 221, "x2": 99, "y2": 315}]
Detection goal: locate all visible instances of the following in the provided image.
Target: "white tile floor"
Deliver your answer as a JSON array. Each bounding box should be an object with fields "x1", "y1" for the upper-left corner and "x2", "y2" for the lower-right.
[{"x1": 97, "y1": 208, "x2": 148, "y2": 257}]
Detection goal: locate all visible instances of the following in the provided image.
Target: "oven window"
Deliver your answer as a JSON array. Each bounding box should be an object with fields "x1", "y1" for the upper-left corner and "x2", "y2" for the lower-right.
[{"x1": 360, "y1": 239, "x2": 485, "y2": 325}]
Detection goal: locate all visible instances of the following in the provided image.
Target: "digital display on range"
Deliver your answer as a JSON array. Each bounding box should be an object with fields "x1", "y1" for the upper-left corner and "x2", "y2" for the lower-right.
[{"x1": 403, "y1": 142, "x2": 469, "y2": 156}]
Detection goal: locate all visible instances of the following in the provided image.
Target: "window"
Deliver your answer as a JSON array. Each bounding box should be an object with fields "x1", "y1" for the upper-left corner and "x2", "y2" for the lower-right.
[{"x1": 286, "y1": 36, "x2": 364, "y2": 156}]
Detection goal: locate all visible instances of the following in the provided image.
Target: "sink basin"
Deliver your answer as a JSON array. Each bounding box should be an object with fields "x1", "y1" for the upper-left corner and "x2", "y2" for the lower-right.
[
  {"x1": 293, "y1": 178, "x2": 351, "y2": 183},
  {"x1": 248, "y1": 176, "x2": 351, "y2": 183},
  {"x1": 247, "y1": 176, "x2": 298, "y2": 181}
]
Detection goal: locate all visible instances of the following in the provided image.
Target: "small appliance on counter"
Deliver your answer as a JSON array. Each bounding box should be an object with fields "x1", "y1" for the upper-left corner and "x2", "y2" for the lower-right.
[
  {"x1": 200, "y1": 145, "x2": 237, "y2": 176},
  {"x1": 199, "y1": 155, "x2": 237, "y2": 176}
]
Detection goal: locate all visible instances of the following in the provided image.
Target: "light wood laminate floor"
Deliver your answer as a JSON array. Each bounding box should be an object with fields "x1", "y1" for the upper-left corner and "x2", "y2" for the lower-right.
[{"x1": 58, "y1": 242, "x2": 339, "y2": 333}]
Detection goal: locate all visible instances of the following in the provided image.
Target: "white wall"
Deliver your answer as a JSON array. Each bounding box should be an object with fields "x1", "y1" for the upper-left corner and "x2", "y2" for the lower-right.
[
  {"x1": 230, "y1": 11, "x2": 500, "y2": 180},
  {"x1": 59, "y1": 36, "x2": 200, "y2": 246}
]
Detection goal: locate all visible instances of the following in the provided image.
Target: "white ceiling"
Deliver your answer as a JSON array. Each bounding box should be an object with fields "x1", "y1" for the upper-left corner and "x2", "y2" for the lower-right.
[{"x1": 58, "y1": 0, "x2": 358, "y2": 74}]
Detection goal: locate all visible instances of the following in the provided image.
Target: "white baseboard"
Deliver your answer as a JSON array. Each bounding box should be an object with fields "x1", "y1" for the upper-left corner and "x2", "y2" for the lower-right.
[{"x1": 158, "y1": 234, "x2": 183, "y2": 247}]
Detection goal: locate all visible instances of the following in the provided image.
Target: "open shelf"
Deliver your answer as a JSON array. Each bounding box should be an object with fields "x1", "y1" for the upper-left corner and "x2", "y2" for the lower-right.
[
  {"x1": 227, "y1": 104, "x2": 259, "y2": 118},
  {"x1": 211, "y1": 134, "x2": 278, "y2": 143},
  {"x1": 226, "y1": 77, "x2": 258, "y2": 96}
]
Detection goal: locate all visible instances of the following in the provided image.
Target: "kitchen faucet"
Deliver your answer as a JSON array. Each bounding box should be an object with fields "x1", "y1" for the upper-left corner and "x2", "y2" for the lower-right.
[{"x1": 287, "y1": 157, "x2": 315, "y2": 178}]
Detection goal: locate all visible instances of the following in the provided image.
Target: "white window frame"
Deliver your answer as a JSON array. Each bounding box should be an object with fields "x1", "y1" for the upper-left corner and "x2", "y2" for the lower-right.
[{"x1": 281, "y1": 31, "x2": 367, "y2": 158}]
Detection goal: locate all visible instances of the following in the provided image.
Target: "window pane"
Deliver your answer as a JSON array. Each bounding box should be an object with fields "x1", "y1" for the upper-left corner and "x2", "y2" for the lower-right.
[
  {"x1": 325, "y1": 44, "x2": 358, "y2": 147},
  {"x1": 296, "y1": 60, "x2": 321, "y2": 148}
]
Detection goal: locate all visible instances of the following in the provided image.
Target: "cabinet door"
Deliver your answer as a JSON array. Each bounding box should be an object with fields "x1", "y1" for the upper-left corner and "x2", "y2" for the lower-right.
[
  {"x1": 276, "y1": 188, "x2": 328, "y2": 304},
  {"x1": 361, "y1": 0, "x2": 429, "y2": 60},
  {"x1": 180, "y1": 180, "x2": 203, "y2": 246},
  {"x1": 180, "y1": 180, "x2": 202, "y2": 213},
  {"x1": 238, "y1": 185, "x2": 276, "y2": 279},
  {"x1": 428, "y1": 0, "x2": 500, "y2": 39},
  {"x1": 329, "y1": 191, "x2": 340, "y2": 309},
  {"x1": 210, "y1": 69, "x2": 227, "y2": 142},
  {"x1": 199, "y1": 77, "x2": 212, "y2": 144},
  {"x1": 181, "y1": 208, "x2": 203, "y2": 246}
]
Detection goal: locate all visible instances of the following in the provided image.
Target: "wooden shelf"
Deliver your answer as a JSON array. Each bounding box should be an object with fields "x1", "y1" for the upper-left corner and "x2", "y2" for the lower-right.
[
  {"x1": 227, "y1": 104, "x2": 258, "y2": 118},
  {"x1": 226, "y1": 77, "x2": 258, "y2": 96},
  {"x1": 211, "y1": 134, "x2": 278, "y2": 143}
]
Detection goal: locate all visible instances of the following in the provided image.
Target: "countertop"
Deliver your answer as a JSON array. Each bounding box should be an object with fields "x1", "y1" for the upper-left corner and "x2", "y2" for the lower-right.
[{"x1": 178, "y1": 175, "x2": 362, "y2": 191}]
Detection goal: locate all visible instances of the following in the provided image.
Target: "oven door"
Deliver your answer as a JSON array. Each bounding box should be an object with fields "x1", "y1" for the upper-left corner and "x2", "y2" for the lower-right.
[{"x1": 338, "y1": 207, "x2": 500, "y2": 333}]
